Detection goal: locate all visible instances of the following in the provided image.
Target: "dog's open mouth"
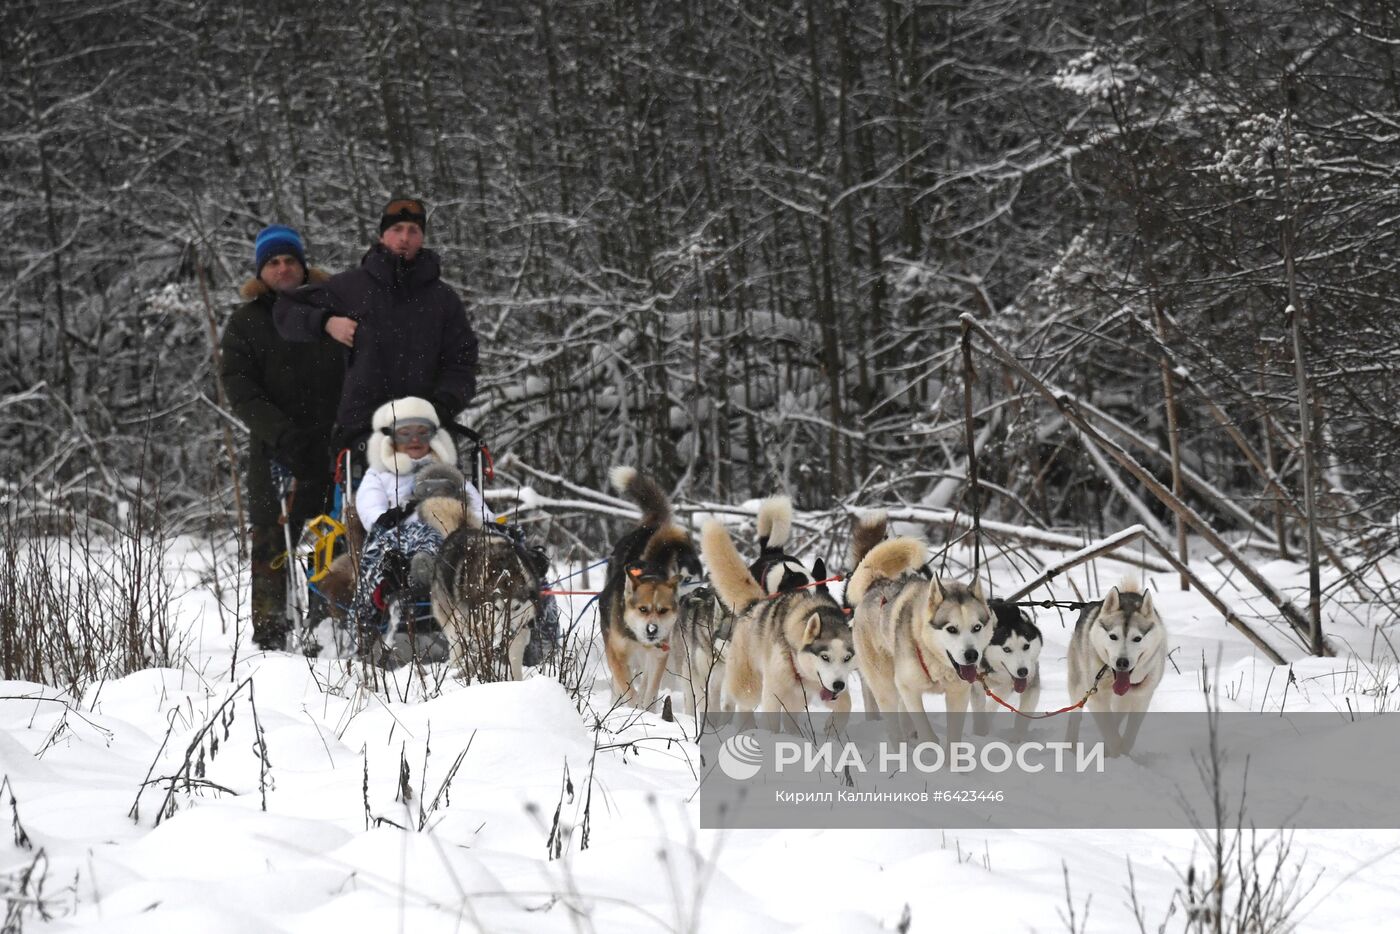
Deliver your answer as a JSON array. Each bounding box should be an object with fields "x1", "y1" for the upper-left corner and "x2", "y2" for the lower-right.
[
  {"x1": 949, "y1": 654, "x2": 979, "y2": 684},
  {"x1": 1013, "y1": 675, "x2": 1029, "y2": 693},
  {"x1": 819, "y1": 685, "x2": 841, "y2": 702},
  {"x1": 1113, "y1": 671, "x2": 1134, "y2": 695}
]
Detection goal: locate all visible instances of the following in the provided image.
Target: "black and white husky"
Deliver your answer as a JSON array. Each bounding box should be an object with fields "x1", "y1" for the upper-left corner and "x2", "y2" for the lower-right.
[
  {"x1": 748, "y1": 495, "x2": 818, "y2": 594},
  {"x1": 971, "y1": 601, "x2": 1043, "y2": 740}
]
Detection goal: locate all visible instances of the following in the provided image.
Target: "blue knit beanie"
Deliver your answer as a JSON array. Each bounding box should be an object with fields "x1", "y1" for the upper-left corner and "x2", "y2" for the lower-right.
[{"x1": 253, "y1": 225, "x2": 306, "y2": 274}]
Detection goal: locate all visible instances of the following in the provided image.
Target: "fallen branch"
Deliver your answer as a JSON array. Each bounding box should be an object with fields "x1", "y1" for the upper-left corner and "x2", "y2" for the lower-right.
[
  {"x1": 1004, "y1": 526, "x2": 1157, "y2": 601},
  {"x1": 1006, "y1": 525, "x2": 1287, "y2": 664},
  {"x1": 1074, "y1": 397, "x2": 1280, "y2": 549},
  {"x1": 961, "y1": 312, "x2": 1326, "y2": 655},
  {"x1": 881, "y1": 507, "x2": 1170, "y2": 573},
  {"x1": 1075, "y1": 428, "x2": 1171, "y2": 542}
]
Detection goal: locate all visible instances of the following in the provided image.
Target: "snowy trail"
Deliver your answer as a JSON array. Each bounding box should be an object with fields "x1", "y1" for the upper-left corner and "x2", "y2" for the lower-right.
[{"x1": 3, "y1": 543, "x2": 1400, "y2": 932}]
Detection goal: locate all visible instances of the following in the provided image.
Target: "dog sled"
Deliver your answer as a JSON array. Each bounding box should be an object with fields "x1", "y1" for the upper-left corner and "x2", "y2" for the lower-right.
[{"x1": 271, "y1": 423, "x2": 557, "y2": 673}]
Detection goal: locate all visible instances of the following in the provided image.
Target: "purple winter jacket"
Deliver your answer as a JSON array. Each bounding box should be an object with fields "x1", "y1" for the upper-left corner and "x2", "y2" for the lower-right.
[{"x1": 273, "y1": 243, "x2": 478, "y2": 436}]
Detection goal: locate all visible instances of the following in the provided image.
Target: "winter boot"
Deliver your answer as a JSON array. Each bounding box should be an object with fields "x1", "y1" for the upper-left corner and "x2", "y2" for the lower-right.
[
  {"x1": 251, "y1": 615, "x2": 290, "y2": 652},
  {"x1": 523, "y1": 595, "x2": 561, "y2": 666},
  {"x1": 383, "y1": 588, "x2": 450, "y2": 667}
]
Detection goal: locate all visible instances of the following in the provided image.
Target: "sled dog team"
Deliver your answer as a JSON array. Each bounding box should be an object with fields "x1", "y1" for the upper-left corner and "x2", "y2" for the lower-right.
[
  {"x1": 413, "y1": 462, "x2": 1169, "y2": 754},
  {"x1": 590, "y1": 468, "x2": 1170, "y2": 755}
]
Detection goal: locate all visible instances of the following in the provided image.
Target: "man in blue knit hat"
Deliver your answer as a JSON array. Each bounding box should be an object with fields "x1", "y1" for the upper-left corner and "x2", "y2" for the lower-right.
[
  {"x1": 252, "y1": 225, "x2": 307, "y2": 293},
  {"x1": 220, "y1": 224, "x2": 344, "y2": 651}
]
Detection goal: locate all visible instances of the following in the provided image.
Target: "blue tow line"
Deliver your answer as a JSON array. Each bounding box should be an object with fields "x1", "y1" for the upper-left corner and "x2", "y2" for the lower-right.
[{"x1": 568, "y1": 592, "x2": 603, "y2": 628}]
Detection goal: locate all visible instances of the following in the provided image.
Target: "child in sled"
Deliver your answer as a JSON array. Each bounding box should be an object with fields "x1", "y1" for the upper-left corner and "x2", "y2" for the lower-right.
[
  {"x1": 346, "y1": 396, "x2": 558, "y2": 666},
  {"x1": 355, "y1": 396, "x2": 491, "y2": 533}
]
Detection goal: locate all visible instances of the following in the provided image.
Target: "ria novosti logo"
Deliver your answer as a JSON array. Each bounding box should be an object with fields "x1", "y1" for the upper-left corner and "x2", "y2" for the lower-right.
[
  {"x1": 717, "y1": 733, "x2": 764, "y2": 780},
  {"x1": 715, "y1": 734, "x2": 1105, "y2": 780}
]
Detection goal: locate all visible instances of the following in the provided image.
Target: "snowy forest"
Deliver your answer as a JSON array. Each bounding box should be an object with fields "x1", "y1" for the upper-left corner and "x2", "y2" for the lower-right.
[
  {"x1": 10, "y1": 3, "x2": 1400, "y2": 931},
  {"x1": 6, "y1": 1, "x2": 1400, "y2": 611}
]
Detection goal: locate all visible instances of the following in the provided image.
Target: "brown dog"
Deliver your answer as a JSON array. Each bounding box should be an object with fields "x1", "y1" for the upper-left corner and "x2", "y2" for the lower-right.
[{"x1": 597, "y1": 467, "x2": 701, "y2": 708}]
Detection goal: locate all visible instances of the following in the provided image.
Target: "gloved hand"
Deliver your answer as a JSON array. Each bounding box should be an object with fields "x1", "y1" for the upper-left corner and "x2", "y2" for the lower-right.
[
  {"x1": 276, "y1": 432, "x2": 331, "y2": 481},
  {"x1": 379, "y1": 551, "x2": 411, "y2": 594},
  {"x1": 524, "y1": 542, "x2": 550, "y2": 578}
]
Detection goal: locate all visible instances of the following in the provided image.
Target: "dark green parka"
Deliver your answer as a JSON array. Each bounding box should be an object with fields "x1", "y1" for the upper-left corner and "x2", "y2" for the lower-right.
[{"x1": 219, "y1": 270, "x2": 345, "y2": 524}]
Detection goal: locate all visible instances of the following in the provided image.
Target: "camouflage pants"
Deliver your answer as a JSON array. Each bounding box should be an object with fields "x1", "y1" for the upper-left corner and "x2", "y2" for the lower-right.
[{"x1": 348, "y1": 518, "x2": 445, "y2": 637}]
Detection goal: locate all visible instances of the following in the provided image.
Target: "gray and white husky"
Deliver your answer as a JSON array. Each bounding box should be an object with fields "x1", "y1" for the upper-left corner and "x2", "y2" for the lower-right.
[
  {"x1": 847, "y1": 537, "x2": 993, "y2": 746},
  {"x1": 417, "y1": 496, "x2": 540, "y2": 682},
  {"x1": 1065, "y1": 581, "x2": 1168, "y2": 756},
  {"x1": 702, "y1": 519, "x2": 854, "y2": 730},
  {"x1": 669, "y1": 496, "x2": 821, "y2": 718},
  {"x1": 970, "y1": 601, "x2": 1043, "y2": 740}
]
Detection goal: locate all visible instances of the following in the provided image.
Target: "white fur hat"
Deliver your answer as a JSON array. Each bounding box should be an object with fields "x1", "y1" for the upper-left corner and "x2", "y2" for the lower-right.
[{"x1": 368, "y1": 396, "x2": 457, "y2": 473}]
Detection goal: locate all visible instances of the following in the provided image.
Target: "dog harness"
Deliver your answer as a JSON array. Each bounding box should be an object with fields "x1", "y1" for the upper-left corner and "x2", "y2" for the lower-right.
[
  {"x1": 913, "y1": 642, "x2": 935, "y2": 685},
  {"x1": 786, "y1": 650, "x2": 838, "y2": 703}
]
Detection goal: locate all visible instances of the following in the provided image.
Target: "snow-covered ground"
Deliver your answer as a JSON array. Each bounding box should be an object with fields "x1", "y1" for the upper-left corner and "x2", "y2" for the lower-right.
[{"x1": 3, "y1": 533, "x2": 1399, "y2": 932}]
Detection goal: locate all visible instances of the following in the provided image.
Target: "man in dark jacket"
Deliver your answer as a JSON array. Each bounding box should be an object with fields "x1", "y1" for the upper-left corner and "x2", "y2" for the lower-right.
[
  {"x1": 272, "y1": 198, "x2": 479, "y2": 446},
  {"x1": 220, "y1": 224, "x2": 345, "y2": 650}
]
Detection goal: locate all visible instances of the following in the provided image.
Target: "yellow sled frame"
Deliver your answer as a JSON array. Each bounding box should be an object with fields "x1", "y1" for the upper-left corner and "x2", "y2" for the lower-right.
[{"x1": 303, "y1": 514, "x2": 346, "y2": 582}]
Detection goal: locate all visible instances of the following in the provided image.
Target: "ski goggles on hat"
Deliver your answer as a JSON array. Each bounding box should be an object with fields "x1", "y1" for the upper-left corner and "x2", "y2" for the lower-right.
[
  {"x1": 384, "y1": 198, "x2": 425, "y2": 216},
  {"x1": 391, "y1": 423, "x2": 437, "y2": 444},
  {"x1": 380, "y1": 199, "x2": 427, "y2": 233}
]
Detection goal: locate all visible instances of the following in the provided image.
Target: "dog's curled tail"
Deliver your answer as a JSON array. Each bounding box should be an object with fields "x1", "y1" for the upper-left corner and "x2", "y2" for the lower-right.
[
  {"x1": 701, "y1": 520, "x2": 766, "y2": 612},
  {"x1": 850, "y1": 509, "x2": 888, "y2": 569},
  {"x1": 642, "y1": 523, "x2": 700, "y2": 578},
  {"x1": 845, "y1": 536, "x2": 927, "y2": 605},
  {"x1": 755, "y1": 495, "x2": 794, "y2": 551},
  {"x1": 610, "y1": 465, "x2": 671, "y2": 527},
  {"x1": 417, "y1": 495, "x2": 483, "y2": 538}
]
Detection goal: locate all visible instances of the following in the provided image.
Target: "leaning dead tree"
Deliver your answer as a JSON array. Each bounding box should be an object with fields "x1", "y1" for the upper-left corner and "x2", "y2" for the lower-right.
[{"x1": 961, "y1": 313, "x2": 1330, "y2": 657}]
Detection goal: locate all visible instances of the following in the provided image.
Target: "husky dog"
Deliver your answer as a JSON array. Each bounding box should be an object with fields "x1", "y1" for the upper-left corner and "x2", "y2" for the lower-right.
[
  {"x1": 847, "y1": 537, "x2": 993, "y2": 745},
  {"x1": 666, "y1": 580, "x2": 731, "y2": 717},
  {"x1": 417, "y1": 496, "x2": 540, "y2": 681},
  {"x1": 702, "y1": 520, "x2": 853, "y2": 730},
  {"x1": 971, "y1": 601, "x2": 1043, "y2": 740},
  {"x1": 316, "y1": 553, "x2": 356, "y2": 622},
  {"x1": 667, "y1": 495, "x2": 823, "y2": 718},
  {"x1": 749, "y1": 496, "x2": 819, "y2": 594},
  {"x1": 598, "y1": 467, "x2": 703, "y2": 709},
  {"x1": 1065, "y1": 582, "x2": 1168, "y2": 757}
]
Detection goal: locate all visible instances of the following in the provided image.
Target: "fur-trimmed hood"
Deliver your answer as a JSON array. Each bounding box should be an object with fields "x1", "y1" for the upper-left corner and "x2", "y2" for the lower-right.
[
  {"x1": 238, "y1": 267, "x2": 331, "y2": 302},
  {"x1": 367, "y1": 396, "x2": 456, "y2": 473}
]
